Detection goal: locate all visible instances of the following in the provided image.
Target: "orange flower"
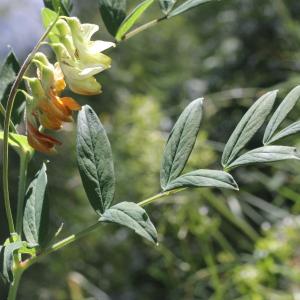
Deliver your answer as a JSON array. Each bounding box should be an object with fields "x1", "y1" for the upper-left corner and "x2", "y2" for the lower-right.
[
  {"x1": 27, "y1": 121, "x2": 61, "y2": 154},
  {"x1": 37, "y1": 91, "x2": 81, "y2": 128},
  {"x1": 25, "y1": 53, "x2": 81, "y2": 154},
  {"x1": 53, "y1": 62, "x2": 66, "y2": 93}
]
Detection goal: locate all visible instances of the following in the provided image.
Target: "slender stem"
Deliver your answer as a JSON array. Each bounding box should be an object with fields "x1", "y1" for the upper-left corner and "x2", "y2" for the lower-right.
[
  {"x1": 16, "y1": 153, "x2": 30, "y2": 234},
  {"x1": 2, "y1": 14, "x2": 59, "y2": 235},
  {"x1": 27, "y1": 188, "x2": 187, "y2": 266},
  {"x1": 137, "y1": 188, "x2": 186, "y2": 207},
  {"x1": 26, "y1": 222, "x2": 101, "y2": 268},
  {"x1": 49, "y1": 222, "x2": 100, "y2": 254},
  {"x1": 11, "y1": 187, "x2": 188, "y2": 296},
  {"x1": 122, "y1": 16, "x2": 167, "y2": 41},
  {"x1": 0, "y1": 103, "x2": 17, "y2": 133},
  {"x1": 7, "y1": 266, "x2": 25, "y2": 300}
]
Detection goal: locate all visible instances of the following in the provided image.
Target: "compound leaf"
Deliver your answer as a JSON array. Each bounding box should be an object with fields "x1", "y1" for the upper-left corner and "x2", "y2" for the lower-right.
[{"x1": 222, "y1": 91, "x2": 277, "y2": 167}]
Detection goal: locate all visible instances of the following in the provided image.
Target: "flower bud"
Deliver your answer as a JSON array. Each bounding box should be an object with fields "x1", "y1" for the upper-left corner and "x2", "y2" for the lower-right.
[
  {"x1": 56, "y1": 19, "x2": 71, "y2": 36},
  {"x1": 28, "y1": 77, "x2": 47, "y2": 100}
]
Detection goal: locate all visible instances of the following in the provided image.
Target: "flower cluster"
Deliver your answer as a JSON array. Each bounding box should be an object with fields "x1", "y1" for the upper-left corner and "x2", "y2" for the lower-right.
[
  {"x1": 51, "y1": 17, "x2": 115, "y2": 95},
  {"x1": 25, "y1": 17, "x2": 115, "y2": 154},
  {"x1": 25, "y1": 53, "x2": 80, "y2": 153}
]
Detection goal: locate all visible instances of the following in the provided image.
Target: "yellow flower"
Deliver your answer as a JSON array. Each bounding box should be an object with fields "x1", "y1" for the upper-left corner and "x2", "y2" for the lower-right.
[{"x1": 51, "y1": 18, "x2": 115, "y2": 95}]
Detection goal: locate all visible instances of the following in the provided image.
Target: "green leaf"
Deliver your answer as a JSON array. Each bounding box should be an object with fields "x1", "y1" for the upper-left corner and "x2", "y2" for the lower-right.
[
  {"x1": 168, "y1": 0, "x2": 213, "y2": 18},
  {"x1": 263, "y1": 86, "x2": 300, "y2": 145},
  {"x1": 221, "y1": 91, "x2": 277, "y2": 167},
  {"x1": 0, "y1": 51, "x2": 25, "y2": 124},
  {"x1": 0, "y1": 131, "x2": 33, "y2": 155},
  {"x1": 2, "y1": 241, "x2": 23, "y2": 283},
  {"x1": 41, "y1": 8, "x2": 60, "y2": 43},
  {"x1": 99, "y1": 0, "x2": 127, "y2": 36},
  {"x1": 159, "y1": 0, "x2": 177, "y2": 15},
  {"x1": 160, "y1": 98, "x2": 203, "y2": 190},
  {"x1": 115, "y1": 0, "x2": 154, "y2": 41},
  {"x1": 100, "y1": 202, "x2": 158, "y2": 244},
  {"x1": 61, "y1": 0, "x2": 73, "y2": 13},
  {"x1": 267, "y1": 121, "x2": 300, "y2": 144},
  {"x1": 43, "y1": 0, "x2": 72, "y2": 16},
  {"x1": 0, "y1": 52, "x2": 18, "y2": 102},
  {"x1": 164, "y1": 169, "x2": 238, "y2": 191},
  {"x1": 77, "y1": 105, "x2": 115, "y2": 214},
  {"x1": 23, "y1": 164, "x2": 48, "y2": 247},
  {"x1": 226, "y1": 146, "x2": 300, "y2": 170}
]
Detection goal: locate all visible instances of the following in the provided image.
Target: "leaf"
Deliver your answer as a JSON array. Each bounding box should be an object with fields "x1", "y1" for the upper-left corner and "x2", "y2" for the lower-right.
[
  {"x1": 164, "y1": 169, "x2": 238, "y2": 191},
  {"x1": 41, "y1": 8, "x2": 60, "y2": 43},
  {"x1": 2, "y1": 241, "x2": 23, "y2": 283},
  {"x1": 115, "y1": 0, "x2": 154, "y2": 41},
  {"x1": 99, "y1": 0, "x2": 127, "y2": 36},
  {"x1": 160, "y1": 98, "x2": 203, "y2": 190},
  {"x1": 0, "y1": 132, "x2": 33, "y2": 155},
  {"x1": 168, "y1": 0, "x2": 213, "y2": 18},
  {"x1": 221, "y1": 91, "x2": 277, "y2": 167},
  {"x1": 263, "y1": 85, "x2": 300, "y2": 145},
  {"x1": 159, "y1": 0, "x2": 177, "y2": 15},
  {"x1": 23, "y1": 163, "x2": 48, "y2": 247},
  {"x1": 267, "y1": 121, "x2": 300, "y2": 144},
  {"x1": 0, "y1": 51, "x2": 25, "y2": 124},
  {"x1": 77, "y1": 105, "x2": 115, "y2": 214},
  {"x1": 226, "y1": 146, "x2": 300, "y2": 170},
  {"x1": 61, "y1": 0, "x2": 73, "y2": 13},
  {"x1": 100, "y1": 202, "x2": 158, "y2": 244},
  {"x1": 43, "y1": 0, "x2": 72, "y2": 16}
]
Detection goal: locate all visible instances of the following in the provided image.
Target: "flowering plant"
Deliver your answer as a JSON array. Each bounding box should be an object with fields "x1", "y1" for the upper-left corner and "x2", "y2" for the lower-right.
[{"x1": 1, "y1": 1, "x2": 300, "y2": 299}]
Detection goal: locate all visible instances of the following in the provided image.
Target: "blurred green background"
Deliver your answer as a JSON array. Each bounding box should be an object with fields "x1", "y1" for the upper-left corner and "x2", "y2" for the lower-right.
[{"x1": 1, "y1": 0, "x2": 300, "y2": 299}]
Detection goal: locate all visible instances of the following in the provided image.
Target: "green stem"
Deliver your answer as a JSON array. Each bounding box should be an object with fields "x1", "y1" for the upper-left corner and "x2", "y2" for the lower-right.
[
  {"x1": 137, "y1": 188, "x2": 186, "y2": 207},
  {"x1": 7, "y1": 266, "x2": 25, "y2": 300},
  {"x1": 0, "y1": 103, "x2": 17, "y2": 133},
  {"x1": 26, "y1": 222, "x2": 101, "y2": 268},
  {"x1": 2, "y1": 13, "x2": 59, "y2": 235},
  {"x1": 14, "y1": 186, "x2": 188, "y2": 299},
  {"x1": 28, "y1": 188, "x2": 187, "y2": 266},
  {"x1": 16, "y1": 153, "x2": 30, "y2": 234},
  {"x1": 122, "y1": 16, "x2": 167, "y2": 41}
]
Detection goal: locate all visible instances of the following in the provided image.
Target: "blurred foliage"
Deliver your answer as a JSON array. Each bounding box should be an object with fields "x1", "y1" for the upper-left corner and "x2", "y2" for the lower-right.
[{"x1": 1, "y1": 0, "x2": 300, "y2": 299}]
